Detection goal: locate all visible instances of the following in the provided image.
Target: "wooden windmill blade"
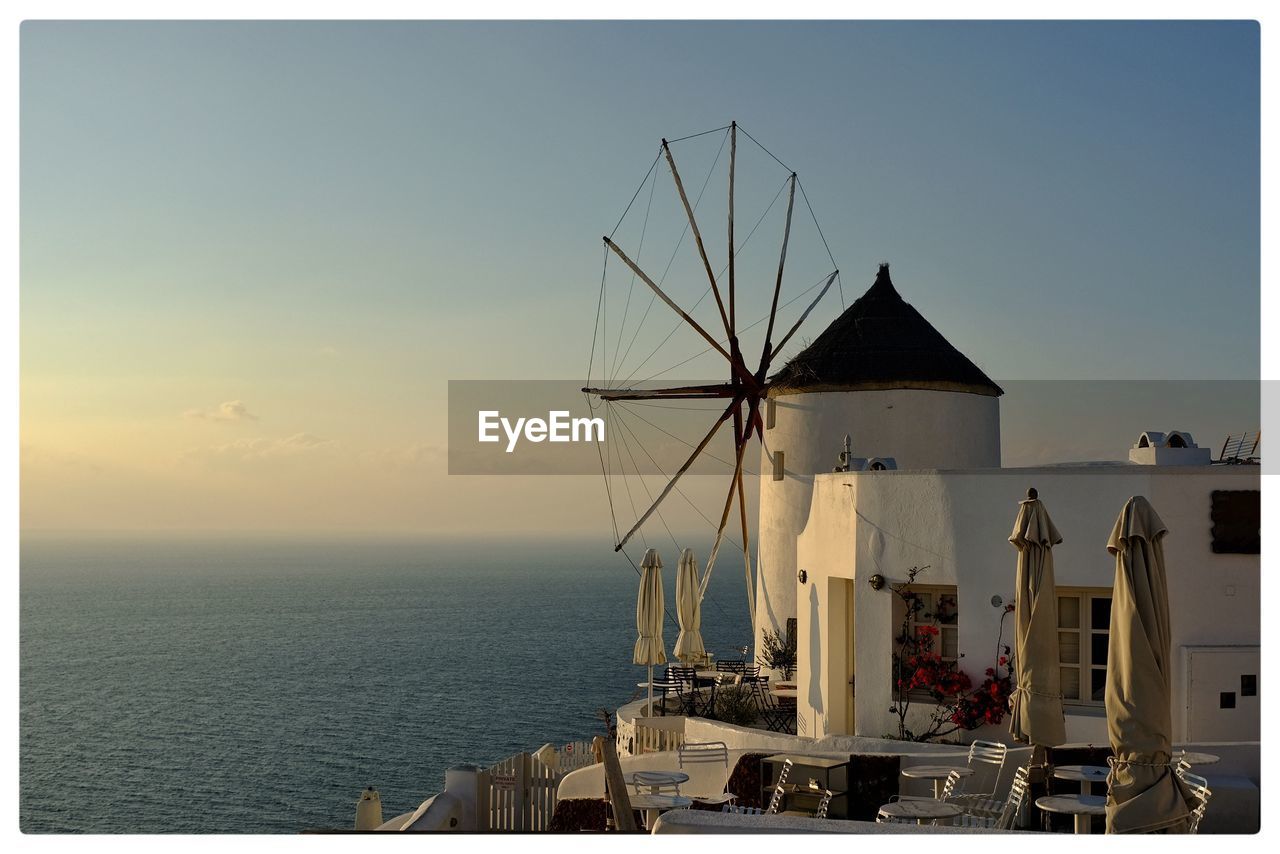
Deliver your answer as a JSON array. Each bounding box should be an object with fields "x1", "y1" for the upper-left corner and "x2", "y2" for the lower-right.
[{"x1": 586, "y1": 122, "x2": 838, "y2": 626}]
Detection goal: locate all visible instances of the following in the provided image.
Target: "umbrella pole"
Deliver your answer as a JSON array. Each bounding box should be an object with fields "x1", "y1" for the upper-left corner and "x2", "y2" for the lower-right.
[{"x1": 647, "y1": 665, "x2": 654, "y2": 716}]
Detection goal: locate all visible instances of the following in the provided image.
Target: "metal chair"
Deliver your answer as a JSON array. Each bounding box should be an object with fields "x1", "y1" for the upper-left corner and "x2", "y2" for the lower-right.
[
  {"x1": 813, "y1": 788, "x2": 836, "y2": 820},
  {"x1": 716, "y1": 659, "x2": 746, "y2": 674},
  {"x1": 722, "y1": 804, "x2": 763, "y2": 815},
  {"x1": 766, "y1": 758, "x2": 793, "y2": 814},
  {"x1": 648, "y1": 677, "x2": 681, "y2": 716},
  {"x1": 1175, "y1": 766, "x2": 1212, "y2": 834},
  {"x1": 952, "y1": 766, "x2": 1031, "y2": 829},
  {"x1": 630, "y1": 771, "x2": 682, "y2": 796},
  {"x1": 948, "y1": 740, "x2": 1009, "y2": 817},
  {"x1": 752, "y1": 680, "x2": 793, "y2": 733},
  {"x1": 677, "y1": 741, "x2": 736, "y2": 808},
  {"x1": 667, "y1": 666, "x2": 710, "y2": 717}
]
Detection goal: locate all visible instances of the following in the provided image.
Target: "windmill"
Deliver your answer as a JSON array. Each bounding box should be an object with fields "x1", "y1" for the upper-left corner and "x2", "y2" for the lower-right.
[{"x1": 583, "y1": 122, "x2": 841, "y2": 632}]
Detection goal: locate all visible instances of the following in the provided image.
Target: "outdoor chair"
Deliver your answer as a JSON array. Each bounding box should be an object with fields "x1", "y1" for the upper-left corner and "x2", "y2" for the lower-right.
[
  {"x1": 648, "y1": 677, "x2": 681, "y2": 716},
  {"x1": 952, "y1": 766, "x2": 1030, "y2": 829},
  {"x1": 630, "y1": 771, "x2": 682, "y2": 796},
  {"x1": 875, "y1": 808, "x2": 911, "y2": 824},
  {"x1": 677, "y1": 741, "x2": 736, "y2": 809},
  {"x1": 780, "y1": 780, "x2": 836, "y2": 819},
  {"x1": 668, "y1": 666, "x2": 711, "y2": 717},
  {"x1": 765, "y1": 758, "x2": 793, "y2": 814},
  {"x1": 752, "y1": 680, "x2": 793, "y2": 733},
  {"x1": 947, "y1": 740, "x2": 1008, "y2": 817},
  {"x1": 813, "y1": 788, "x2": 836, "y2": 819},
  {"x1": 716, "y1": 659, "x2": 747, "y2": 674},
  {"x1": 722, "y1": 804, "x2": 764, "y2": 815},
  {"x1": 1175, "y1": 766, "x2": 1212, "y2": 834}
]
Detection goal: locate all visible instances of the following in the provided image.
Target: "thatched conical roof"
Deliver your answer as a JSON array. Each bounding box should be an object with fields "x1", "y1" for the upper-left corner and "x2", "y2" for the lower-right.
[{"x1": 768, "y1": 263, "x2": 1003, "y2": 397}]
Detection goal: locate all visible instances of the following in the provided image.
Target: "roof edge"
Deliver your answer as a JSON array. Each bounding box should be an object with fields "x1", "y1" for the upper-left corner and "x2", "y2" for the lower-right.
[{"x1": 768, "y1": 379, "x2": 1004, "y2": 398}]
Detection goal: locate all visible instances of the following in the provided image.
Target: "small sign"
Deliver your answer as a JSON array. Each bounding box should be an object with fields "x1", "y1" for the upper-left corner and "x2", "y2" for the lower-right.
[{"x1": 493, "y1": 773, "x2": 517, "y2": 790}]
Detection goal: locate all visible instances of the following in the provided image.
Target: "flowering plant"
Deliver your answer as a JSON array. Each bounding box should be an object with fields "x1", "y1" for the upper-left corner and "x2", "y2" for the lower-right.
[{"x1": 888, "y1": 570, "x2": 1015, "y2": 741}]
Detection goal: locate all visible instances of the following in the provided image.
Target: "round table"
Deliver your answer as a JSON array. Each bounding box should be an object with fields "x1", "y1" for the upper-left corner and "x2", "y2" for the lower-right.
[
  {"x1": 1053, "y1": 764, "x2": 1110, "y2": 796},
  {"x1": 877, "y1": 799, "x2": 964, "y2": 825},
  {"x1": 901, "y1": 765, "x2": 974, "y2": 799},
  {"x1": 1174, "y1": 750, "x2": 1220, "y2": 767},
  {"x1": 1036, "y1": 793, "x2": 1106, "y2": 834},
  {"x1": 629, "y1": 792, "x2": 692, "y2": 830}
]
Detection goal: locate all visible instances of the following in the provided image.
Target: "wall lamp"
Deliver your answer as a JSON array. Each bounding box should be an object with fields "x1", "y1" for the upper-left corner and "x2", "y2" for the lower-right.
[
  {"x1": 797, "y1": 569, "x2": 808, "y2": 584},
  {"x1": 867, "y1": 574, "x2": 886, "y2": 591}
]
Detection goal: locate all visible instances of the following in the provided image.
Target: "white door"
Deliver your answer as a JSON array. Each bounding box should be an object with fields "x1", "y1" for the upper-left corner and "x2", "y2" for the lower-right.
[{"x1": 1184, "y1": 645, "x2": 1259, "y2": 742}]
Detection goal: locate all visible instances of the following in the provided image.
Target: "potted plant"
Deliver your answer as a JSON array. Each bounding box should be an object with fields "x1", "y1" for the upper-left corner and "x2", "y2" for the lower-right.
[{"x1": 757, "y1": 627, "x2": 797, "y2": 681}]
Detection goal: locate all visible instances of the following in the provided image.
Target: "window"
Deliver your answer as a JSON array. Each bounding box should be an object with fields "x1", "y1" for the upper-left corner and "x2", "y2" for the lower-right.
[
  {"x1": 1211, "y1": 490, "x2": 1260, "y2": 554},
  {"x1": 1058, "y1": 589, "x2": 1112, "y2": 704},
  {"x1": 766, "y1": 398, "x2": 777, "y2": 430},
  {"x1": 892, "y1": 585, "x2": 960, "y2": 696},
  {"x1": 772, "y1": 450, "x2": 785, "y2": 481}
]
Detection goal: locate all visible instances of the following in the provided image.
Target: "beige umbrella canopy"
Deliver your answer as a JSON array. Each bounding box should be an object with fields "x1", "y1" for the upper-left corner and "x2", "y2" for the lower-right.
[
  {"x1": 672, "y1": 548, "x2": 706, "y2": 664},
  {"x1": 1104, "y1": 496, "x2": 1193, "y2": 834},
  {"x1": 634, "y1": 548, "x2": 667, "y2": 715},
  {"x1": 1007, "y1": 490, "x2": 1067, "y2": 748}
]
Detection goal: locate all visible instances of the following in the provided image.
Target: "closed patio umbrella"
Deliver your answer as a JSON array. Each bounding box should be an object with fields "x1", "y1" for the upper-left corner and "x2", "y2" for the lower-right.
[
  {"x1": 1007, "y1": 488, "x2": 1067, "y2": 749},
  {"x1": 1104, "y1": 496, "x2": 1193, "y2": 833},
  {"x1": 634, "y1": 548, "x2": 667, "y2": 716},
  {"x1": 672, "y1": 548, "x2": 706, "y2": 665}
]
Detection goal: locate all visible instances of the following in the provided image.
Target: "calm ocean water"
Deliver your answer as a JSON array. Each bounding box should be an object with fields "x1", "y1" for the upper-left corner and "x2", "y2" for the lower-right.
[{"x1": 19, "y1": 535, "x2": 751, "y2": 833}]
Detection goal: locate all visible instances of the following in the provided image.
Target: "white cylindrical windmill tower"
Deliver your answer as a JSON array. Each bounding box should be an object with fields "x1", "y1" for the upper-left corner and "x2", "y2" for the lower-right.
[{"x1": 754, "y1": 263, "x2": 1003, "y2": 655}]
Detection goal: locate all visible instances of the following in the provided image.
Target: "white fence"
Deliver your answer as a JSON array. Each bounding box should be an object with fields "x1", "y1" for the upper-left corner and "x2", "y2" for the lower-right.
[
  {"x1": 481, "y1": 742, "x2": 598, "y2": 831},
  {"x1": 617, "y1": 716, "x2": 686, "y2": 757}
]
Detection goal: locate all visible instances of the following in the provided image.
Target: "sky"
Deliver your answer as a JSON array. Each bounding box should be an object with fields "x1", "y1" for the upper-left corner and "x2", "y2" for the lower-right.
[{"x1": 20, "y1": 20, "x2": 1260, "y2": 535}]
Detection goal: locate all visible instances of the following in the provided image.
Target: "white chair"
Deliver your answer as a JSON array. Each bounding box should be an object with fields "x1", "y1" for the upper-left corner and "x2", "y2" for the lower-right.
[
  {"x1": 813, "y1": 787, "x2": 836, "y2": 820},
  {"x1": 766, "y1": 758, "x2": 793, "y2": 814},
  {"x1": 1175, "y1": 766, "x2": 1212, "y2": 834},
  {"x1": 677, "y1": 741, "x2": 735, "y2": 808},
  {"x1": 722, "y1": 804, "x2": 763, "y2": 815},
  {"x1": 953, "y1": 766, "x2": 1031, "y2": 829},
  {"x1": 949, "y1": 740, "x2": 1009, "y2": 817},
  {"x1": 631, "y1": 771, "x2": 681, "y2": 796}
]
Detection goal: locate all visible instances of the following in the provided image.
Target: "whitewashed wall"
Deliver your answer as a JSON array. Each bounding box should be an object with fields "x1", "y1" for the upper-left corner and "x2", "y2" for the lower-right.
[
  {"x1": 755, "y1": 388, "x2": 1000, "y2": 656},
  {"x1": 795, "y1": 466, "x2": 1259, "y2": 743}
]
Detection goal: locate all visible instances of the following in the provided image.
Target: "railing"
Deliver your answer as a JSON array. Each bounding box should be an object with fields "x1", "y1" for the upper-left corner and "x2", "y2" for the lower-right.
[
  {"x1": 616, "y1": 718, "x2": 637, "y2": 757},
  {"x1": 481, "y1": 742, "x2": 599, "y2": 831},
  {"x1": 633, "y1": 716, "x2": 686, "y2": 754}
]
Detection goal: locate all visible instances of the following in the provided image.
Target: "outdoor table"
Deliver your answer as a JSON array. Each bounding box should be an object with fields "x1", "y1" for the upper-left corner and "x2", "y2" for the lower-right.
[
  {"x1": 1053, "y1": 764, "x2": 1109, "y2": 796},
  {"x1": 771, "y1": 687, "x2": 799, "y2": 700},
  {"x1": 695, "y1": 670, "x2": 727, "y2": 683},
  {"x1": 1174, "y1": 750, "x2": 1220, "y2": 767},
  {"x1": 877, "y1": 799, "x2": 964, "y2": 825},
  {"x1": 900, "y1": 764, "x2": 974, "y2": 799},
  {"x1": 629, "y1": 792, "x2": 692, "y2": 830},
  {"x1": 1036, "y1": 793, "x2": 1106, "y2": 834}
]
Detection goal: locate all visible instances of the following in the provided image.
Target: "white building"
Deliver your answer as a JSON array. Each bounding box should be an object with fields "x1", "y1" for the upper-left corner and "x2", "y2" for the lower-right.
[
  {"x1": 756, "y1": 263, "x2": 1002, "y2": 652},
  {"x1": 757, "y1": 264, "x2": 1260, "y2": 745}
]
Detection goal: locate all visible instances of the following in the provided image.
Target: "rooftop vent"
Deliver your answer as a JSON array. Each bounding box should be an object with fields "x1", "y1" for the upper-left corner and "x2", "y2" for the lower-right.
[{"x1": 1130, "y1": 430, "x2": 1211, "y2": 466}]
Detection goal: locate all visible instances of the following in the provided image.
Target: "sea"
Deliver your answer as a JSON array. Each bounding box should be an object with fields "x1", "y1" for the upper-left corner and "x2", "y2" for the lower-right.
[{"x1": 19, "y1": 535, "x2": 752, "y2": 833}]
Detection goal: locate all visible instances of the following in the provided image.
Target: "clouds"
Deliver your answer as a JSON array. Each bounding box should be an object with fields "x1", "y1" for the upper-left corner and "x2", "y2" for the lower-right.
[
  {"x1": 184, "y1": 400, "x2": 259, "y2": 422},
  {"x1": 196, "y1": 432, "x2": 339, "y2": 463}
]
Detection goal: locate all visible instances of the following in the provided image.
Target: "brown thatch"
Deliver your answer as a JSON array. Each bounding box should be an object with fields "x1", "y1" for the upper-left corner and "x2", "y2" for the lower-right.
[{"x1": 768, "y1": 263, "x2": 1003, "y2": 397}]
